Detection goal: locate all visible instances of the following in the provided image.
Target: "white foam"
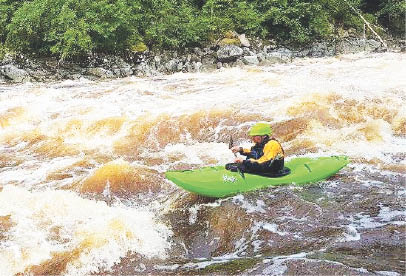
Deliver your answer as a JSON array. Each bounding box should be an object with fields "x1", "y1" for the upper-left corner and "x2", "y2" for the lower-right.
[
  {"x1": 0, "y1": 157, "x2": 81, "y2": 187},
  {"x1": 1, "y1": 52, "x2": 405, "y2": 274},
  {"x1": 262, "y1": 252, "x2": 308, "y2": 275},
  {"x1": 232, "y1": 195, "x2": 267, "y2": 214},
  {"x1": 376, "y1": 271, "x2": 400, "y2": 276},
  {"x1": 344, "y1": 204, "x2": 406, "y2": 232},
  {"x1": 188, "y1": 205, "x2": 199, "y2": 225},
  {"x1": 378, "y1": 205, "x2": 405, "y2": 223},
  {"x1": 339, "y1": 225, "x2": 361, "y2": 242},
  {"x1": 0, "y1": 185, "x2": 171, "y2": 275},
  {"x1": 261, "y1": 223, "x2": 289, "y2": 236},
  {"x1": 150, "y1": 142, "x2": 234, "y2": 171}
]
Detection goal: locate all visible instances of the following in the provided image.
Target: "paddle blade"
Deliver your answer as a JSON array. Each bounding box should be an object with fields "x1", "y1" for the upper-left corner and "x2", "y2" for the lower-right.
[{"x1": 228, "y1": 136, "x2": 234, "y2": 149}]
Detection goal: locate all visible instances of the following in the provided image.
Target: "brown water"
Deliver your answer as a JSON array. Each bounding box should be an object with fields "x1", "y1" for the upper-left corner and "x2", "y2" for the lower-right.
[{"x1": 0, "y1": 52, "x2": 405, "y2": 275}]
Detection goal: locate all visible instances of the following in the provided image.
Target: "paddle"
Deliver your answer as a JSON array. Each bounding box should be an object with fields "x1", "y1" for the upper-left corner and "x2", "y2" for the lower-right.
[
  {"x1": 237, "y1": 166, "x2": 246, "y2": 181},
  {"x1": 229, "y1": 135, "x2": 246, "y2": 182},
  {"x1": 229, "y1": 136, "x2": 237, "y2": 157}
]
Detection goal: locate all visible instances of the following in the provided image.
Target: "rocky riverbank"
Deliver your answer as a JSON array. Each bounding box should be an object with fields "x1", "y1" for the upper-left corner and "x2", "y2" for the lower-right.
[{"x1": 0, "y1": 36, "x2": 400, "y2": 83}]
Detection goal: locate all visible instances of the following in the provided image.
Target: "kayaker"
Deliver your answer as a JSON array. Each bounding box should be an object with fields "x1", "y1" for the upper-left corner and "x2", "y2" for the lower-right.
[{"x1": 227, "y1": 122, "x2": 285, "y2": 174}]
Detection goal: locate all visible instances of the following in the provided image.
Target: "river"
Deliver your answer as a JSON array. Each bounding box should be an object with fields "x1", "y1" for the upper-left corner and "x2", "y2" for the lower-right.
[{"x1": 0, "y1": 52, "x2": 405, "y2": 275}]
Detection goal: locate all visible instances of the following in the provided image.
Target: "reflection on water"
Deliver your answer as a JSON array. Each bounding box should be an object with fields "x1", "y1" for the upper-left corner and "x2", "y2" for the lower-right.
[{"x1": 0, "y1": 52, "x2": 405, "y2": 275}]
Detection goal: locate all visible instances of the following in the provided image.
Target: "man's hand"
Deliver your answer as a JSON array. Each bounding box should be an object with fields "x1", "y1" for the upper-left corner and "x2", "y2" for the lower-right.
[
  {"x1": 235, "y1": 157, "x2": 244, "y2": 163},
  {"x1": 230, "y1": 146, "x2": 241, "y2": 153}
]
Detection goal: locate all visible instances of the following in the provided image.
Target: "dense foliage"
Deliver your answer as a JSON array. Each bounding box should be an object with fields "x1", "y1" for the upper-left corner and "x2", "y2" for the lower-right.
[{"x1": 0, "y1": 0, "x2": 404, "y2": 58}]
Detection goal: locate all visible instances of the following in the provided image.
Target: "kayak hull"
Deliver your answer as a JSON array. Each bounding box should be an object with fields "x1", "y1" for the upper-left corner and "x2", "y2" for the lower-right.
[{"x1": 165, "y1": 156, "x2": 349, "y2": 198}]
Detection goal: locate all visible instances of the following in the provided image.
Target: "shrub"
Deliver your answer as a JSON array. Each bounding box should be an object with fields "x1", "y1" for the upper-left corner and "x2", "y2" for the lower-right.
[
  {"x1": 2, "y1": 0, "x2": 402, "y2": 58},
  {"x1": 376, "y1": 0, "x2": 406, "y2": 37},
  {"x1": 0, "y1": 0, "x2": 23, "y2": 43},
  {"x1": 6, "y1": 0, "x2": 143, "y2": 58}
]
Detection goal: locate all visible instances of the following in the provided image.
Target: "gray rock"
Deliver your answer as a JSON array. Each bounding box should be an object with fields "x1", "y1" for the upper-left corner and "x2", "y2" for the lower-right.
[
  {"x1": 26, "y1": 68, "x2": 48, "y2": 82},
  {"x1": 266, "y1": 48, "x2": 293, "y2": 62},
  {"x1": 242, "y1": 55, "x2": 259, "y2": 65},
  {"x1": 193, "y1": 47, "x2": 204, "y2": 56},
  {"x1": 294, "y1": 49, "x2": 311, "y2": 58},
  {"x1": 216, "y1": 62, "x2": 223, "y2": 69},
  {"x1": 87, "y1": 67, "x2": 114, "y2": 78},
  {"x1": 156, "y1": 63, "x2": 166, "y2": 72},
  {"x1": 0, "y1": 64, "x2": 30, "y2": 82},
  {"x1": 190, "y1": 53, "x2": 201, "y2": 63},
  {"x1": 184, "y1": 62, "x2": 193, "y2": 72},
  {"x1": 133, "y1": 62, "x2": 151, "y2": 76},
  {"x1": 200, "y1": 61, "x2": 217, "y2": 72},
  {"x1": 216, "y1": 45, "x2": 244, "y2": 62},
  {"x1": 112, "y1": 68, "x2": 121, "y2": 76},
  {"x1": 120, "y1": 66, "x2": 133, "y2": 77},
  {"x1": 70, "y1": 74, "x2": 82, "y2": 80},
  {"x1": 256, "y1": 53, "x2": 267, "y2": 62},
  {"x1": 258, "y1": 59, "x2": 280, "y2": 66},
  {"x1": 365, "y1": 39, "x2": 383, "y2": 51},
  {"x1": 193, "y1": 62, "x2": 202, "y2": 71},
  {"x1": 238, "y1": 34, "x2": 250, "y2": 47},
  {"x1": 165, "y1": 60, "x2": 178, "y2": 72},
  {"x1": 148, "y1": 60, "x2": 156, "y2": 70},
  {"x1": 154, "y1": 55, "x2": 161, "y2": 65},
  {"x1": 233, "y1": 59, "x2": 245, "y2": 67},
  {"x1": 336, "y1": 39, "x2": 382, "y2": 54},
  {"x1": 263, "y1": 42, "x2": 277, "y2": 53},
  {"x1": 242, "y1": 47, "x2": 255, "y2": 56},
  {"x1": 201, "y1": 55, "x2": 216, "y2": 66},
  {"x1": 203, "y1": 48, "x2": 214, "y2": 55},
  {"x1": 309, "y1": 42, "x2": 335, "y2": 57}
]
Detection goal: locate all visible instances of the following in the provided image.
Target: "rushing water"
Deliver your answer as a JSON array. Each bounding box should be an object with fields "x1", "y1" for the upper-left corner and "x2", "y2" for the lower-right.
[{"x1": 0, "y1": 52, "x2": 405, "y2": 275}]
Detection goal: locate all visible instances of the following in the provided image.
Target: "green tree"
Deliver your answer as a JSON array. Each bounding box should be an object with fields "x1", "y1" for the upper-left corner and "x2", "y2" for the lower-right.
[
  {"x1": 2, "y1": 0, "x2": 403, "y2": 58},
  {"x1": 6, "y1": 0, "x2": 143, "y2": 58},
  {"x1": 376, "y1": 0, "x2": 405, "y2": 37},
  {"x1": 142, "y1": 0, "x2": 206, "y2": 49},
  {"x1": 0, "y1": 0, "x2": 25, "y2": 43}
]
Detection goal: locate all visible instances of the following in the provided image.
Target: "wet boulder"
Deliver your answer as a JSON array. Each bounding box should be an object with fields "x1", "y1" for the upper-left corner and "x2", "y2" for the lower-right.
[
  {"x1": 0, "y1": 64, "x2": 31, "y2": 82},
  {"x1": 217, "y1": 45, "x2": 244, "y2": 62},
  {"x1": 201, "y1": 55, "x2": 217, "y2": 72},
  {"x1": 238, "y1": 34, "x2": 251, "y2": 47},
  {"x1": 307, "y1": 41, "x2": 335, "y2": 57},
  {"x1": 336, "y1": 38, "x2": 383, "y2": 54},
  {"x1": 266, "y1": 48, "x2": 293, "y2": 63},
  {"x1": 164, "y1": 59, "x2": 179, "y2": 73},
  {"x1": 242, "y1": 55, "x2": 259, "y2": 65},
  {"x1": 87, "y1": 67, "x2": 114, "y2": 78}
]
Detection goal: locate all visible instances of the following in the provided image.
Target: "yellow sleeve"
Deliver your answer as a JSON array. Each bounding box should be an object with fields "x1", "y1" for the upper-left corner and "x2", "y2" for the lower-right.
[
  {"x1": 242, "y1": 148, "x2": 251, "y2": 154},
  {"x1": 255, "y1": 140, "x2": 283, "y2": 164}
]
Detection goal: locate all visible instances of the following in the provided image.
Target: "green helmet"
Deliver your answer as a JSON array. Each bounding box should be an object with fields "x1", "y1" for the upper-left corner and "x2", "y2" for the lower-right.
[{"x1": 248, "y1": 123, "x2": 272, "y2": 136}]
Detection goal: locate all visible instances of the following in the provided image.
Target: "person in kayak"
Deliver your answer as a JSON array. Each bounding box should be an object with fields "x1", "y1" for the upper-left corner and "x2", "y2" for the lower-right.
[{"x1": 227, "y1": 122, "x2": 285, "y2": 175}]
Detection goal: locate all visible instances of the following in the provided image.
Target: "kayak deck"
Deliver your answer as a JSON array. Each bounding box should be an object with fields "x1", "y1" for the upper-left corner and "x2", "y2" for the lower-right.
[{"x1": 165, "y1": 156, "x2": 349, "y2": 198}]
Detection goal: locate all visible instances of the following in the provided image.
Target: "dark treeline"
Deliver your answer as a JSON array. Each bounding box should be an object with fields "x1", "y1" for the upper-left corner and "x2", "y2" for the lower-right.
[{"x1": 0, "y1": 0, "x2": 404, "y2": 59}]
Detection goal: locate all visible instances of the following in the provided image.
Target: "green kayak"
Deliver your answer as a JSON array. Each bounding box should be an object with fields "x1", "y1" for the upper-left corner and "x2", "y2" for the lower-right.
[{"x1": 165, "y1": 156, "x2": 349, "y2": 198}]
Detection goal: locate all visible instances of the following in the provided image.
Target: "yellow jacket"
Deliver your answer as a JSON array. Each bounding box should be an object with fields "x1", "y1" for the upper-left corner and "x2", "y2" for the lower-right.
[{"x1": 240, "y1": 138, "x2": 284, "y2": 164}]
